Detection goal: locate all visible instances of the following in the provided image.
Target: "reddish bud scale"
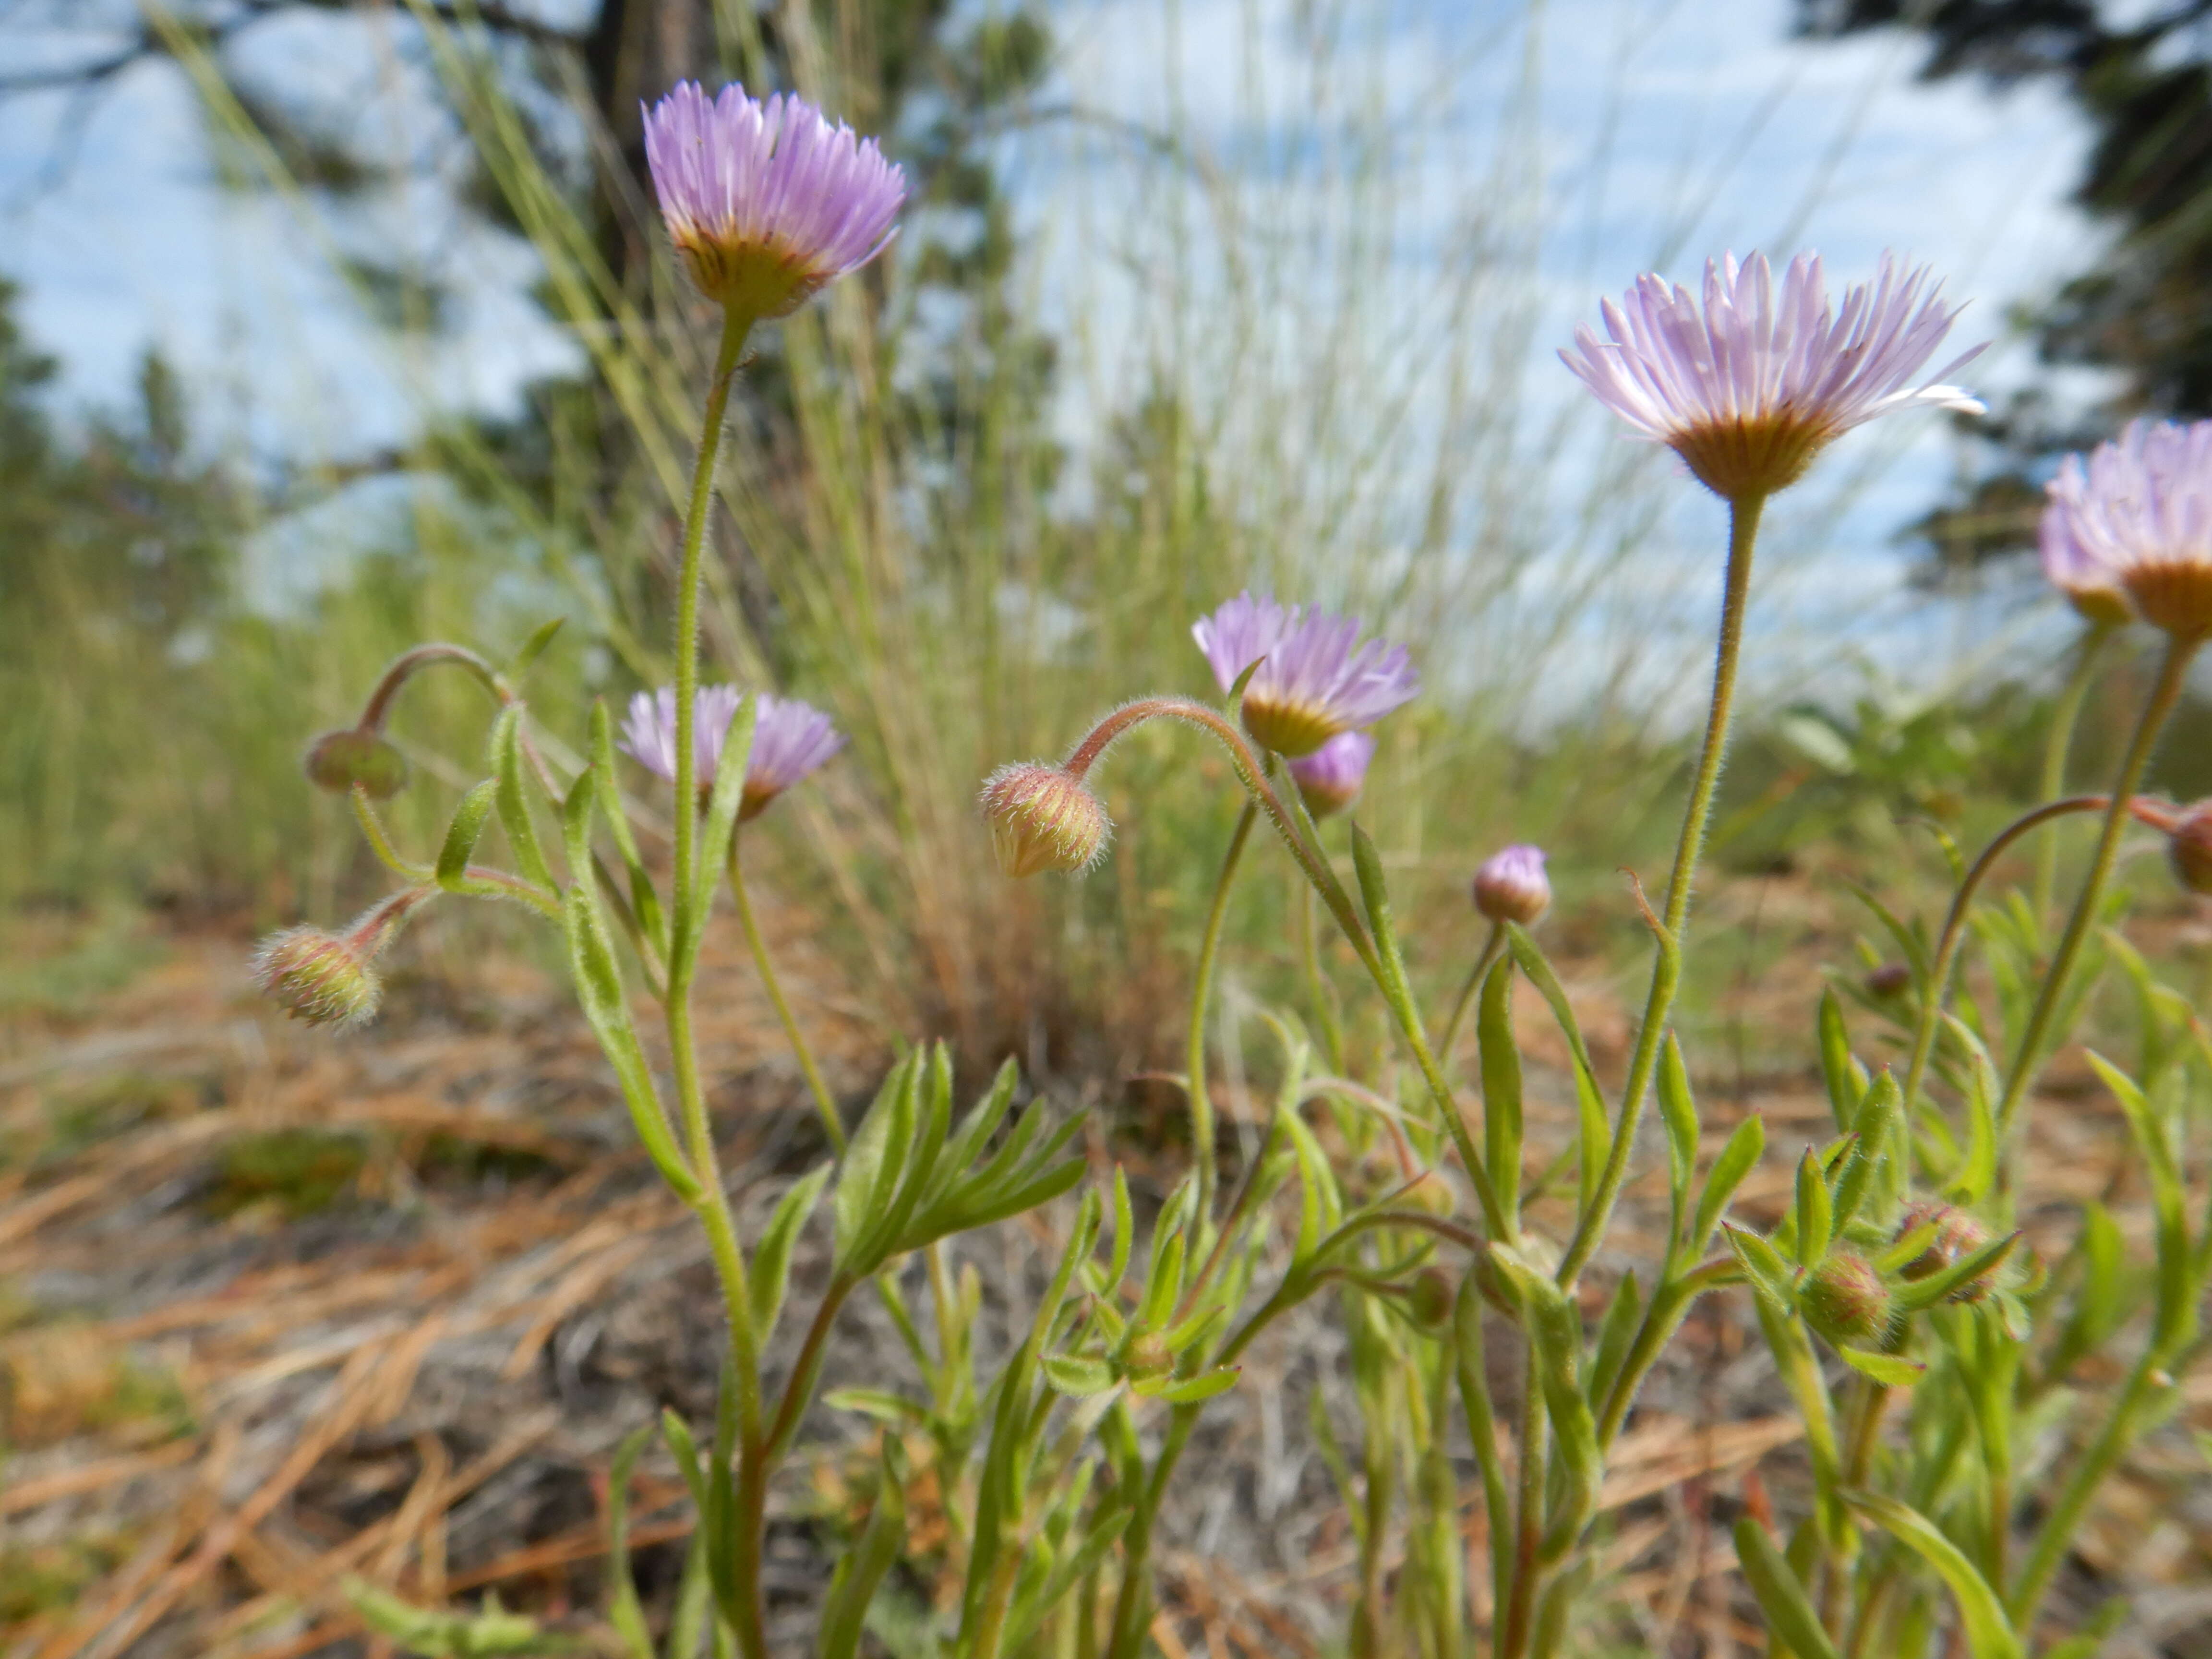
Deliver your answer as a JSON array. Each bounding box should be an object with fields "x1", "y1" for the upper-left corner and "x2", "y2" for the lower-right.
[{"x1": 1895, "y1": 1201, "x2": 1996, "y2": 1302}]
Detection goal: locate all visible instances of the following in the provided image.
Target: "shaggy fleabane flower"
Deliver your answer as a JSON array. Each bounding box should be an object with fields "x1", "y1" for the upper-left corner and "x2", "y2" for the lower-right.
[
  {"x1": 2040, "y1": 509, "x2": 2133, "y2": 628},
  {"x1": 251, "y1": 889, "x2": 429, "y2": 1030},
  {"x1": 2042, "y1": 420, "x2": 2212, "y2": 641},
  {"x1": 1473, "y1": 844, "x2": 1551, "y2": 926},
  {"x1": 622, "y1": 685, "x2": 843, "y2": 817},
  {"x1": 643, "y1": 81, "x2": 905, "y2": 319},
  {"x1": 1192, "y1": 592, "x2": 1419, "y2": 758},
  {"x1": 1289, "y1": 731, "x2": 1375, "y2": 819},
  {"x1": 1562, "y1": 252, "x2": 1984, "y2": 500}
]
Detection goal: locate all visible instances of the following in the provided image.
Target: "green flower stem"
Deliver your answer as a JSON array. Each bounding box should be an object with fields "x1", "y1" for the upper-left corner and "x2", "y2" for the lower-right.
[
  {"x1": 1558, "y1": 492, "x2": 1766, "y2": 1290},
  {"x1": 2032, "y1": 622, "x2": 2116, "y2": 928},
  {"x1": 728, "y1": 835, "x2": 846, "y2": 1152},
  {"x1": 664, "y1": 305, "x2": 761, "y2": 1659},
  {"x1": 1298, "y1": 881, "x2": 1347, "y2": 1077},
  {"x1": 1501, "y1": 1343, "x2": 1549, "y2": 1659},
  {"x1": 1437, "y1": 921, "x2": 1507, "y2": 1068},
  {"x1": 1187, "y1": 802, "x2": 1258, "y2": 1226},
  {"x1": 1898, "y1": 795, "x2": 2115, "y2": 1118},
  {"x1": 1592, "y1": 1258, "x2": 1737, "y2": 1448},
  {"x1": 1995, "y1": 634, "x2": 2199, "y2": 1136},
  {"x1": 355, "y1": 641, "x2": 510, "y2": 731},
  {"x1": 1061, "y1": 697, "x2": 1512, "y2": 1241}
]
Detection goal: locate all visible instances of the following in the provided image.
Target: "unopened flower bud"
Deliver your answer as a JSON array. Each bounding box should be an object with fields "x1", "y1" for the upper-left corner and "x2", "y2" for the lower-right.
[
  {"x1": 1866, "y1": 962, "x2": 1912, "y2": 1000},
  {"x1": 1895, "y1": 1201, "x2": 1995, "y2": 1301},
  {"x1": 1799, "y1": 1250, "x2": 1893, "y2": 1344},
  {"x1": 978, "y1": 763, "x2": 1111, "y2": 878},
  {"x1": 1473, "y1": 844, "x2": 1551, "y2": 926},
  {"x1": 1288, "y1": 730, "x2": 1375, "y2": 819},
  {"x1": 1124, "y1": 1333, "x2": 1174, "y2": 1381},
  {"x1": 303, "y1": 728, "x2": 410, "y2": 800},
  {"x1": 250, "y1": 889, "x2": 428, "y2": 1030},
  {"x1": 1407, "y1": 1267, "x2": 1455, "y2": 1330},
  {"x1": 2166, "y1": 803, "x2": 2212, "y2": 895}
]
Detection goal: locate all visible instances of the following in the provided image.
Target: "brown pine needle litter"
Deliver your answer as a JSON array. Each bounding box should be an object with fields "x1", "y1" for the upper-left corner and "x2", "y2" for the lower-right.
[{"x1": 1, "y1": 884, "x2": 2206, "y2": 1657}]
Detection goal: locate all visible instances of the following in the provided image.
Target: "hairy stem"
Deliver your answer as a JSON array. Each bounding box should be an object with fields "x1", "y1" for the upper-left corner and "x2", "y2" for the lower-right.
[
  {"x1": 1995, "y1": 635, "x2": 2198, "y2": 1135},
  {"x1": 1437, "y1": 921, "x2": 1506, "y2": 1068},
  {"x1": 1559, "y1": 491, "x2": 1765, "y2": 1289},
  {"x1": 729, "y1": 835, "x2": 845, "y2": 1151},
  {"x1": 2032, "y1": 622, "x2": 2114, "y2": 928},
  {"x1": 1299, "y1": 881, "x2": 1347, "y2": 1076}
]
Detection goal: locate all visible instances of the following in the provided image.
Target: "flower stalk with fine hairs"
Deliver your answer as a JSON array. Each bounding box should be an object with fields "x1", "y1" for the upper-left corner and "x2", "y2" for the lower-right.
[{"x1": 1561, "y1": 251, "x2": 1983, "y2": 501}]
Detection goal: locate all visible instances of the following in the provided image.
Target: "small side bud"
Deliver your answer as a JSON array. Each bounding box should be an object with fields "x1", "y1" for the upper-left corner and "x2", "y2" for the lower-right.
[
  {"x1": 2165, "y1": 802, "x2": 2212, "y2": 895},
  {"x1": 1124, "y1": 1332, "x2": 1174, "y2": 1381},
  {"x1": 1895, "y1": 1201, "x2": 1996, "y2": 1302},
  {"x1": 304, "y1": 728, "x2": 410, "y2": 800},
  {"x1": 250, "y1": 889, "x2": 429, "y2": 1030},
  {"x1": 978, "y1": 763, "x2": 1112, "y2": 878},
  {"x1": 1473, "y1": 844, "x2": 1551, "y2": 926},
  {"x1": 1799, "y1": 1250, "x2": 1893, "y2": 1344},
  {"x1": 1865, "y1": 962, "x2": 1913, "y2": 1000},
  {"x1": 1406, "y1": 1267, "x2": 1455, "y2": 1330},
  {"x1": 1287, "y1": 730, "x2": 1375, "y2": 820}
]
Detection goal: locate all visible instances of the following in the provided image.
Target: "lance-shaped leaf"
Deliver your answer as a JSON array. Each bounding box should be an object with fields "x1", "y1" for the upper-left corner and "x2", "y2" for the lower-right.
[
  {"x1": 1831, "y1": 1071, "x2": 1897, "y2": 1232},
  {"x1": 1506, "y1": 924, "x2": 1612, "y2": 1211},
  {"x1": 1735, "y1": 1517, "x2": 1842, "y2": 1659},
  {"x1": 436, "y1": 779, "x2": 498, "y2": 892},
  {"x1": 819, "y1": 1438, "x2": 908, "y2": 1659},
  {"x1": 490, "y1": 705, "x2": 556, "y2": 892},
  {"x1": 749, "y1": 1165, "x2": 831, "y2": 1336},
  {"x1": 834, "y1": 1053, "x2": 922, "y2": 1273},
  {"x1": 1491, "y1": 1247, "x2": 1599, "y2": 1561},
  {"x1": 1846, "y1": 1492, "x2": 2022, "y2": 1659},
  {"x1": 1658, "y1": 1033, "x2": 1699, "y2": 1213},
  {"x1": 1892, "y1": 1232, "x2": 2017, "y2": 1313},
  {"x1": 1941, "y1": 1015, "x2": 2001, "y2": 1204},
  {"x1": 1478, "y1": 956, "x2": 1523, "y2": 1226},
  {"x1": 589, "y1": 700, "x2": 664, "y2": 960},
  {"x1": 1838, "y1": 1346, "x2": 1924, "y2": 1387},
  {"x1": 1817, "y1": 988, "x2": 1861, "y2": 1133},
  {"x1": 560, "y1": 881, "x2": 698, "y2": 1201},
  {"x1": 508, "y1": 615, "x2": 565, "y2": 677},
  {"x1": 1794, "y1": 1145, "x2": 1833, "y2": 1268},
  {"x1": 1693, "y1": 1115, "x2": 1765, "y2": 1252},
  {"x1": 682, "y1": 691, "x2": 757, "y2": 981}
]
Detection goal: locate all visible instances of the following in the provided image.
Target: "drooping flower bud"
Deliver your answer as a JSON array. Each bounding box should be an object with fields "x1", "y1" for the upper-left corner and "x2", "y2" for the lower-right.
[
  {"x1": 303, "y1": 728, "x2": 410, "y2": 800},
  {"x1": 1473, "y1": 844, "x2": 1551, "y2": 926},
  {"x1": 1895, "y1": 1201, "x2": 1996, "y2": 1302},
  {"x1": 1865, "y1": 962, "x2": 1913, "y2": 1000},
  {"x1": 978, "y1": 763, "x2": 1112, "y2": 878},
  {"x1": 2165, "y1": 802, "x2": 2212, "y2": 894},
  {"x1": 1799, "y1": 1250, "x2": 1893, "y2": 1344},
  {"x1": 250, "y1": 889, "x2": 429, "y2": 1030}
]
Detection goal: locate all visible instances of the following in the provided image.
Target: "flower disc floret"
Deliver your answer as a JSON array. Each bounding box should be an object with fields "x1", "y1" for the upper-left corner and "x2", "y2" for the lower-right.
[
  {"x1": 621, "y1": 685, "x2": 843, "y2": 816},
  {"x1": 643, "y1": 81, "x2": 906, "y2": 318},
  {"x1": 1192, "y1": 592, "x2": 1419, "y2": 758},
  {"x1": 1561, "y1": 251, "x2": 1984, "y2": 501},
  {"x1": 2042, "y1": 420, "x2": 2212, "y2": 642},
  {"x1": 1288, "y1": 730, "x2": 1376, "y2": 818}
]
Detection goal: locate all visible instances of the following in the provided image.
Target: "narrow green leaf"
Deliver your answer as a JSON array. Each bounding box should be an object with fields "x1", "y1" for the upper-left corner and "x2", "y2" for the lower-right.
[
  {"x1": 687, "y1": 692, "x2": 757, "y2": 973},
  {"x1": 1734, "y1": 1517, "x2": 1843, "y2": 1659},
  {"x1": 1693, "y1": 1115, "x2": 1765, "y2": 1251},
  {"x1": 1817, "y1": 990, "x2": 1857, "y2": 1132},
  {"x1": 436, "y1": 779, "x2": 497, "y2": 891},
  {"x1": 1838, "y1": 1347, "x2": 1924, "y2": 1387},
  {"x1": 1722, "y1": 1223, "x2": 1797, "y2": 1313},
  {"x1": 1658, "y1": 1033, "x2": 1698, "y2": 1208},
  {"x1": 748, "y1": 1165, "x2": 830, "y2": 1336},
  {"x1": 491, "y1": 706, "x2": 555, "y2": 891},
  {"x1": 1043, "y1": 1355, "x2": 1118, "y2": 1396},
  {"x1": 1147, "y1": 1366, "x2": 1241, "y2": 1404},
  {"x1": 604, "y1": 1422, "x2": 656, "y2": 1659},
  {"x1": 1477, "y1": 956, "x2": 1523, "y2": 1222},
  {"x1": 834, "y1": 1056, "x2": 915, "y2": 1270},
  {"x1": 1795, "y1": 1146, "x2": 1833, "y2": 1268},
  {"x1": 819, "y1": 1439, "x2": 907, "y2": 1659},
  {"x1": 509, "y1": 616, "x2": 564, "y2": 676},
  {"x1": 1845, "y1": 1492, "x2": 2021, "y2": 1659},
  {"x1": 1893, "y1": 1232, "x2": 2017, "y2": 1313}
]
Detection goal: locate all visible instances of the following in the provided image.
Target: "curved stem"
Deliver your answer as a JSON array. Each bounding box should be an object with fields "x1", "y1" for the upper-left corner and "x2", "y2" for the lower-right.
[
  {"x1": 2032, "y1": 623, "x2": 2115, "y2": 928},
  {"x1": 1897, "y1": 795, "x2": 2114, "y2": 1117},
  {"x1": 1558, "y1": 491, "x2": 1766, "y2": 1289},
  {"x1": 728, "y1": 835, "x2": 845, "y2": 1151},
  {"x1": 356, "y1": 642, "x2": 509, "y2": 731},
  {"x1": 1995, "y1": 635, "x2": 2198, "y2": 1135},
  {"x1": 1187, "y1": 802, "x2": 1258, "y2": 1225},
  {"x1": 1437, "y1": 921, "x2": 1506, "y2": 1067}
]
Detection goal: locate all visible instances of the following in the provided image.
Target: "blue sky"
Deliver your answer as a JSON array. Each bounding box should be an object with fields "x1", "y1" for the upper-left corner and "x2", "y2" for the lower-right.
[{"x1": 0, "y1": 0, "x2": 2104, "y2": 699}]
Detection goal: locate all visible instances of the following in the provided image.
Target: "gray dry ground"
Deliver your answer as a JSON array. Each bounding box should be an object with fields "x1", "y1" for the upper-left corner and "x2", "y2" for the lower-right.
[{"x1": 1, "y1": 886, "x2": 2209, "y2": 1658}]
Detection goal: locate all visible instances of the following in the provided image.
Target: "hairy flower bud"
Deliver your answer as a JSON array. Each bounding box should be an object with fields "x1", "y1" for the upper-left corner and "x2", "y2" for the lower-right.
[
  {"x1": 250, "y1": 889, "x2": 429, "y2": 1030},
  {"x1": 1895, "y1": 1201, "x2": 1996, "y2": 1302},
  {"x1": 252, "y1": 927, "x2": 383, "y2": 1029},
  {"x1": 2166, "y1": 803, "x2": 2212, "y2": 895},
  {"x1": 1473, "y1": 844, "x2": 1551, "y2": 926},
  {"x1": 978, "y1": 763, "x2": 1111, "y2": 878},
  {"x1": 1406, "y1": 1267, "x2": 1456, "y2": 1330},
  {"x1": 303, "y1": 728, "x2": 410, "y2": 800},
  {"x1": 1288, "y1": 730, "x2": 1375, "y2": 819},
  {"x1": 1865, "y1": 962, "x2": 1912, "y2": 1000},
  {"x1": 1799, "y1": 1250, "x2": 1893, "y2": 1344}
]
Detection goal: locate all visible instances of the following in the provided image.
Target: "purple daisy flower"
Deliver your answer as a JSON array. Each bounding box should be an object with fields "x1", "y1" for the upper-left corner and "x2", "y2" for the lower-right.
[
  {"x1": 2042, "y1": 420, "x2": 2212, "y2": 641},
  {"x1": 621, "y1": 685, "x2": 845, "y2": 818},
  {"x1": 1192, "y1": 592, "x2": 1419, "y2": 757},
  {"x1": 1473, "y1": 844, "x2": 1550, "y2": 926},
  {"x1": 1288, "y1": 731, "x2": 1375, "y2": 819},
  {"x1": 643, "y1": 81, "x2": 905, "y2": 319},
  {"x1": 1561, "y1": 251, "x2": 1984, "y2": 500}
]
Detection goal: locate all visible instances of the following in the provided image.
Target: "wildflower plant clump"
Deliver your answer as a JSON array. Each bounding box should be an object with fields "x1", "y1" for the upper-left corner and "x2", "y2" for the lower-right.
[{"x1": 251, "y1": 61, "x2": 2212, "y2": 1658}]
